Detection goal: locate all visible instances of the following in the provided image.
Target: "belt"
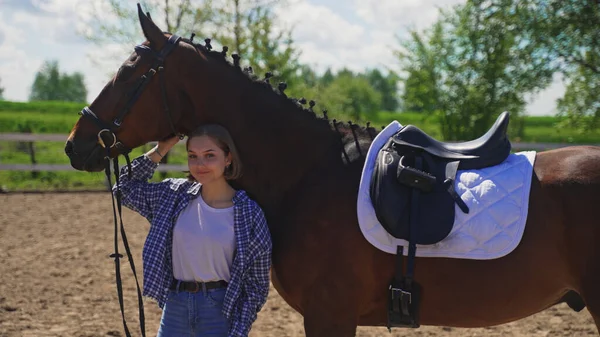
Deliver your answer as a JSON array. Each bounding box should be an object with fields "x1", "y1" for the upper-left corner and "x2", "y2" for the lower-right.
[{"x1": 170, "y1": 280, "x2": 228, "y2": 293}]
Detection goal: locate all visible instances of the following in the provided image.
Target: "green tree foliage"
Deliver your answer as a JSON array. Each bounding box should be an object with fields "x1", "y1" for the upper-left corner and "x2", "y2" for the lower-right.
[
  {"x1": 81, "y1": 0, "x2": 300, "y2": 88},
  {"x1": 29, "y1": 61, "x2": 88, "y2": 103},
  {"x1": 320, "y1": 68, "x2": 335, "y2": 87},
  {"x1": 210, "y1": 4, "x2": 301, "y2": 88},
  {"x1": 557, "y1": 57, "x2": 600, "y2": 130},
  {"x1": 289, "y1": 68, "x2": 395, "y2": 121},
  {"x1": 365, "y1": 69, "x2": 398, "y2": 112},
  {"x1": 399, "y1": 0, "x2": 555, "y2": 140},
  {"x1": 314, "y1": 70, "x2": 382, "y2": 121},
  {"x1": 80, "y1": 0, "x2": 197, "y2": 45},
  {"x1": 524, "y1": 0, "x2": 600, "y2": 129},
  {"x1": 399, "y1": 30, "x2": 440, "y2": 114}
]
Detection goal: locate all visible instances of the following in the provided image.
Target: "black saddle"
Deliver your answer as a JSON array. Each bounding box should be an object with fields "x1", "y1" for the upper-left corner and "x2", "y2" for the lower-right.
[
  {"x1": 370, "y1": 111, "x2": 512, "y2": 245},
  {"x1": 391, "y1": 111, "x2": 511, "y2": 169}
]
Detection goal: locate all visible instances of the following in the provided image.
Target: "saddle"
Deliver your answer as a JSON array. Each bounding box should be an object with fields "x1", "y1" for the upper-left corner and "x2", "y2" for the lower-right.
[
  {"x1": 370, "y1": 111, "x2": 511, "y2": 244},
  {"x1": 369, "y1": 111, "x2": 512, "y2": 330}
]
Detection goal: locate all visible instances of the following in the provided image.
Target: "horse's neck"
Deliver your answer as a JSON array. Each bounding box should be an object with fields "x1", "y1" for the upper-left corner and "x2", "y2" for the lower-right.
[{"x1": 183, "y1": 61, "x2": 342, "y2": 214}]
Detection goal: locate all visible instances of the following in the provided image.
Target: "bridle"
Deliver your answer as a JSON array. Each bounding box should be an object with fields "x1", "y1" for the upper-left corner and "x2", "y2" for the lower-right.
[
  {"x1": 78, "y1": 34, "x2": 184, "y2": 337},
  {"x1": 79, "y1": 34, "x2": 184, "y2": 161}
]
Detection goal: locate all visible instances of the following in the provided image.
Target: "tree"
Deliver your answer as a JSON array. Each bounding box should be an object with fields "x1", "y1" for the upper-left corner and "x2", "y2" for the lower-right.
[
  {"x1": 398, "y1": 0, "x2": 555, "y2": 140},
  {"x1": 80, "y1": 0, "x2": 301, "y2": 88},
  {"x1": 522, "y1": 0, "x2": 600, "y2": 129},
  {"x1": 317, "y1": 72, "x2": 382, "y2": 122},
  {"x1": 0, "y1": 78, "x2": 4, "y2": 100},
  {"x1": 217, "y1": 5, "x2": 301, "y2": 88},
  {"x1": 320, "y1": 68, "x2": 335, "y2": 87},
  {"x1": 557, "y1": 56, "x2": 600, "y2": 130},
  {"x1": 80, "y1": 0, "x2": 197, "y2": 46},
  {"x1": 29, "y1": 60, "x2": 88, "y2": 102},
  {"x1": 365, "y1": 69, "x2": 399, "y2": 112},
  {"x1": 398, "y1": 26, "x2": 445, "y2": 115}
]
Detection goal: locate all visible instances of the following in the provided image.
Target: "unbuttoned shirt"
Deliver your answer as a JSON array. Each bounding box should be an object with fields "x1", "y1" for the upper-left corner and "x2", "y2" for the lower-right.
[{"x1": 112, "y1": 154, "x2": 272, "y2": 337}]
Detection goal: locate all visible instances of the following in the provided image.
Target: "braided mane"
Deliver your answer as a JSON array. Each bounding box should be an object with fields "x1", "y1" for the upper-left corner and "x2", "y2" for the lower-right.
[{"x1": 178, "y1": 34, "x2": 382, "y2": 162}]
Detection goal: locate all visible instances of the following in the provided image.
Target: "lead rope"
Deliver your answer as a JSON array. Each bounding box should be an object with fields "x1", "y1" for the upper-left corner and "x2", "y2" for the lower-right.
[{"x1": 104, "y1": 147, "x2": 146, "y2": 337}]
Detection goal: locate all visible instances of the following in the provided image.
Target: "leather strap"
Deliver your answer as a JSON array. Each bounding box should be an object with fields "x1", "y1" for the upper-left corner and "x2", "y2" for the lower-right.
[
  {"x1": 105, "y1": 152, "x2": 146, "y2": 337},
  {"x1": 171, "y1": 280, "x2": 228, "y2": 292}
]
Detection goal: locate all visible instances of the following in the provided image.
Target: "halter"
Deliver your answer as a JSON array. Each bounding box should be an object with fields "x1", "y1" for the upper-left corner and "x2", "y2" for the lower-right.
[{"x1": 78, "y1": 34, "x2": 183, "y2": 337}]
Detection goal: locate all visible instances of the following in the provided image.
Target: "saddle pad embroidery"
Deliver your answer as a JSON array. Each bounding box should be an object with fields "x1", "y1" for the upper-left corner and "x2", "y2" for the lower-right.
[{"x1": 357, "y1": 121, "x2": 537, "y2": 260}]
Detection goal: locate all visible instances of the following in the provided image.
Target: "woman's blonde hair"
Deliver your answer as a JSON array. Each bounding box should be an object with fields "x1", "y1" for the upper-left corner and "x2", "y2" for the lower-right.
[{"x1": 186, "y1": 124, "x2": 243, "y2": 181}]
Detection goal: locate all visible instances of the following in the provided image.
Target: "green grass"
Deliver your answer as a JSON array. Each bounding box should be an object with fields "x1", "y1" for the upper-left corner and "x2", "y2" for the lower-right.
[
  {"x1": 2, "y1": 100, "x2": 600, "y2": 191},
  {"x1": 0, "y1": 111, "x2": 81, "y2": 133},
  {"x1": 0, "y1": 100, "x2": 87, "y2": 114},
  {"x1": 0, "y1": 140, "x2": 189, "y2": 192}
]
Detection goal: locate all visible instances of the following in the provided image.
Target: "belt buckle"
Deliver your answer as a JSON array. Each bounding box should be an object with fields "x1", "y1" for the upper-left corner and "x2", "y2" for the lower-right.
[{"x1": 189, "y1": 281, "x2": 201, "y2": 293}]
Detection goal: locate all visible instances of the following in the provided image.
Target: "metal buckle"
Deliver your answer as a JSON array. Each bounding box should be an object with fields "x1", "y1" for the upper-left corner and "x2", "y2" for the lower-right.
[
  {"x1": 189, "y1": 281, "x2": 200, "y2": 293},
  {"x1": 98, "y1": 129, "x2": 117, "y2": 148},
  {"x1": 391, "y1": 287, "x2": 412, "y2": 304}
]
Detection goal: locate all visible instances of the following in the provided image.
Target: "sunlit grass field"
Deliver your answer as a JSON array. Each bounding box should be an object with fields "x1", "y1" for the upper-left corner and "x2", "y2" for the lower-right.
[{"x1": 1, "y1": 100, "x2": 599, "y2": 191}]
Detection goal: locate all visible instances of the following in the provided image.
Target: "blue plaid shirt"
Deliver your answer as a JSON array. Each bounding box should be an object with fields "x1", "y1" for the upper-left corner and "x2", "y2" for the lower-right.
[{"x1": 112, "y1": 154, "x2": 272, "y2": 337}]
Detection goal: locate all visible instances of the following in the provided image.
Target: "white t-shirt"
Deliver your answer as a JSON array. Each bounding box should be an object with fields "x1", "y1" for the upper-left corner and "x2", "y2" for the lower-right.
[{"x1": 172, "y1": 195, "x2": 236, "y2": 282}]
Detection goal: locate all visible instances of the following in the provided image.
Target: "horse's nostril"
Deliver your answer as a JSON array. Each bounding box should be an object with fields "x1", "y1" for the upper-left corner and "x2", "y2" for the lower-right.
[{"x1": 65, "y1": 140, "x2": 75, "y2": 156}]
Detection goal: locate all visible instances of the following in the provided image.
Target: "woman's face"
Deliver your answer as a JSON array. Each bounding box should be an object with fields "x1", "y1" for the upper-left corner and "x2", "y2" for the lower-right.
[{"x1": 187, "y1": 135, "x2": 231, "y2": 185}]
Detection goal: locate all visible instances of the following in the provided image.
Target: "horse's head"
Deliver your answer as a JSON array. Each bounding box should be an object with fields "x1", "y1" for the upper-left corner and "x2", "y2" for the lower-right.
[{"x1": 65, "y1": 4, "x2": 202, "y2": 172}]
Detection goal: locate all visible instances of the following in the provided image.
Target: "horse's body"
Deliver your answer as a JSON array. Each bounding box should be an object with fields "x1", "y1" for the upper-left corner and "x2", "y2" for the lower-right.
[
  {"x1": 271, "y1": 145, "x2": 600, "y2": 335},
  {"x1": 65, "y1": 7, "x2": 600, "y2": 336}
]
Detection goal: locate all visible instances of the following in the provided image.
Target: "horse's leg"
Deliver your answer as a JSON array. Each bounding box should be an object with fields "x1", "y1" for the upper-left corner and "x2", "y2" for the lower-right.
[
  {"x1": 579, "y1": 245, "x2": 600, "y2": 333},
  {"x1": 581, "y1": 269, "x2": 600, "y2": 333}
]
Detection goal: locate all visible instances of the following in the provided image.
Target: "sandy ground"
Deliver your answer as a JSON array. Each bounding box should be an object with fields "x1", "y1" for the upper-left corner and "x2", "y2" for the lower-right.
[{"x1": 0, "y1": 193, "x2": 597, "y2": 337}]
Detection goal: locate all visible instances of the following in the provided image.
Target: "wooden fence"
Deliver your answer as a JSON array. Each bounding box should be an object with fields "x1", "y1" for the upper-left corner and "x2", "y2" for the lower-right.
[
  {"x1": 0, "y1": 133, "x2": 187, "y2": 172},
  {"x1": 1, "y1": 133, "x2": 598, "y2": 172}
]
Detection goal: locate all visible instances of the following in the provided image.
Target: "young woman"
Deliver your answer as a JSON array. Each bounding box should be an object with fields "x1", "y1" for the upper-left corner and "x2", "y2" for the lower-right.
[{"x1": 113, "y1": 124, "x2": 272, "y2": 337}]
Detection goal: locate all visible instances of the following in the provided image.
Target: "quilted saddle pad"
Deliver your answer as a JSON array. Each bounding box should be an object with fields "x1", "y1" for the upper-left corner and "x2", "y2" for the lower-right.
[{"x1": 357, "y1": 121, "x2": 537, "y2": 260}]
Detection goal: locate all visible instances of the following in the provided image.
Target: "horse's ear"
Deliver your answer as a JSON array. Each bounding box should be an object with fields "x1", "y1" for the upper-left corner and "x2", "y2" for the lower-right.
[{"x1": 137, "y1": 3, "x2": 164, "y2": 48}]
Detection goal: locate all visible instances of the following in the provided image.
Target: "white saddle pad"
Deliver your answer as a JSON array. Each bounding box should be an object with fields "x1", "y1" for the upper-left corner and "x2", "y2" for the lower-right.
[{"x1": 357, "y1": 121, "x2": 537, "y2": 260}]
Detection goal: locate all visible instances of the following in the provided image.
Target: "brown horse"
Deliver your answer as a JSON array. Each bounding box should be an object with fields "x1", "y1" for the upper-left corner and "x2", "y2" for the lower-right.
[{"x1": 65, "y1": 7, "x2": 600, "y2": 336}]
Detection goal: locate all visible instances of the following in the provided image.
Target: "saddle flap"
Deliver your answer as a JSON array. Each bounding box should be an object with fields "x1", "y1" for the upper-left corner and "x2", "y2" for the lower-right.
[{"x1": 370, "y1": 144, "x2": 455, "y2": 245}]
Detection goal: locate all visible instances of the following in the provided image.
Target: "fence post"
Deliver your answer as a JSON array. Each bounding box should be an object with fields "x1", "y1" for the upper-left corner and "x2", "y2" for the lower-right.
[
  {"x1": 17, "y1": 124, "x2": 38, "y2": 178},
  {"x1": 28, "y1": 141, "x2": 38, "y2": 178}
]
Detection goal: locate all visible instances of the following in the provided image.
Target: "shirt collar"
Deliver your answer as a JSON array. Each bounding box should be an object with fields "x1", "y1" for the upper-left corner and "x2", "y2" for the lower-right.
[
  {"x1": 186, "y1": 182, "x2": 248, "y2": 205},
  {"x1": 186, "y1": 182, "x2": 201, "y2": 195}
]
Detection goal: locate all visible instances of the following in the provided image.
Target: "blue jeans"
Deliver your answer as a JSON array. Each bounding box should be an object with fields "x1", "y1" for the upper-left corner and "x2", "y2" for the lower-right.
[{"x1": 157, "y1": 286, "x2": 230, "y2": 337}]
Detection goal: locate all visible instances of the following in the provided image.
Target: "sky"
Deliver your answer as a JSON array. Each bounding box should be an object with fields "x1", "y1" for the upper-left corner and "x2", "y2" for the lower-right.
[{"x1": 0, "y1": 0, "x2": 565, "y2": 116}]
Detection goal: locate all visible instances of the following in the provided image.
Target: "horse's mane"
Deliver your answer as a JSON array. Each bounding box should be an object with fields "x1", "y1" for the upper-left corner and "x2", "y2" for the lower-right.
[{"x1": 178, "y1": 34, "x2": 382, "y2": 163}]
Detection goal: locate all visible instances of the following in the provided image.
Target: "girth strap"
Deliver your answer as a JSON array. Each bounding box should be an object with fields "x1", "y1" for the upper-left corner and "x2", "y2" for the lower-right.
[{"x1": 443, "y1": 160, "x2": 469, "y2": 213}]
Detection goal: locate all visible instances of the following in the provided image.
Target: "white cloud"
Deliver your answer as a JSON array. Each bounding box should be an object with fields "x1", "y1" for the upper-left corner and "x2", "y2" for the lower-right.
[
  {"x1": 0, "y1": 14, "x2": 40, "y2": 100},
  {"x1": 0, "y1": 0, "x2": 118, "y2": 101},
  {"x1": 354, "y1": 0, "x2": 464, "y2": 32},
  {"x1": 277, "y1": 1, "x2": 366, "y2": 49},
  {"x1": 275, "y1": 0, "x2": 396, "y2": 73}
]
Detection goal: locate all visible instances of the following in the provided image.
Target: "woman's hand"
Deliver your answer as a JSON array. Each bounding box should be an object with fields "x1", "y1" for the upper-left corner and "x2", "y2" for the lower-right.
[
  {"x1": 157, "y1": 136, "x2": 181, "y2": 155},
  {"x1": 146, "y1": 136, "x2": 180, "y2": 163}
]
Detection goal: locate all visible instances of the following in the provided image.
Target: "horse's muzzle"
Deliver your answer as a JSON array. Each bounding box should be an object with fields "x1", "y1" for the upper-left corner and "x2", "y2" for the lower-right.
[{"x1": 65, "y1": 140, "x2": 105, "y2": 172}]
